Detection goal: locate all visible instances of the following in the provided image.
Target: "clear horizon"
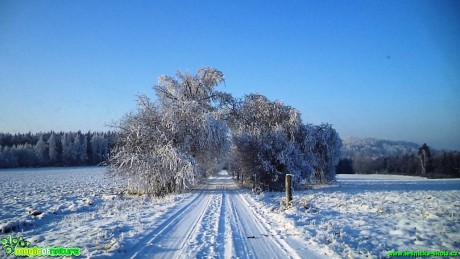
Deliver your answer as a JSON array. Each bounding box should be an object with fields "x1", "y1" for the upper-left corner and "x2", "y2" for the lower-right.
[{"x1": 1, "y1": 0, "x2": 459, "y2": 150}]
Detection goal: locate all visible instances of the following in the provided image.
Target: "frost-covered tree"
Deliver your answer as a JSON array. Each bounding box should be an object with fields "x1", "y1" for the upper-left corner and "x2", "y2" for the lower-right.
[
  {"x1": 229, "y1": 94, "x2": 342, "y2": 189},
  {"x1": 73, "y1": 132, "x2": 88, "y2": 165},
  {"x1": 35, "y1": 135, "x2": 48, "y2": 165},
  {"x1": 2, "y1": 146, "x2": 18, "y2": 168},
  {"x1": 72, "y1": 133, "x2": 82, "y2": 165},
  {"x1": 15, "y1": 144, "x2": 36, "y2": 167},
  {"x1": 0, "y1": 147, "x2": 4, "y2": 167},
  {"x1": 0, "y1": 131, "x2": 115, "y2": 168},
  {"x1": 0, "y1": 145, "x2": 14, "y2": 168},
  {"x1": 108, "y1": 68, "x2": 343, "y2": 194},
  {"x1": 91, "y1": 133, "x2": 109, "y2": 164},
  {"x1": 108, "y1": 68, "x2": 231, "y2": 195},
  {"x1": 61, "y1": 132, "x2": 74, "y2": 165},
  {"x1": 310, "y1": 123, "x2": 342, "y2": 183},
  {"x1": 229, "y1": 94, "x2": 309, "y2": 190},
  {"x1": 48, "y1": 133, "x2": 59, "y2": 164},
  {"x1": 80, "y1": 135, "x2": 88, "y2": 164},
  {"x1": 231, "y1": 94, "x2": 301, "y2": 138}
]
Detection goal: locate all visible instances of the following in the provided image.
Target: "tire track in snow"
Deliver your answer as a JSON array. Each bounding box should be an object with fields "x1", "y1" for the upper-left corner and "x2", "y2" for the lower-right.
[
  {"x1": 217, "y1": 190, "x2": 227, "y2": 254},
  {"x1": 231, "y1": 191, "x2": 297, "y2": 258},
  {"x1": 182, "y1": 192, "x2": 223, "y2": 258},
  {"x1": 174, "y1": 192, "x2": 216, "y2": 258},
  {"x1": 226, "y1": 189, "x2": 253, "y2": 258},
  {"x1": 236, "y1": 193, "x2": 302, "y2": 259},
  {"x1": 181, "y1": 186, "x2": 234, "y2": 258},
  {"x1": 220, "y1": 189, "x2": 236, "y2": 259},
  {"x1": 128, "y1": 188, "x2": 213, "y2": 258}
]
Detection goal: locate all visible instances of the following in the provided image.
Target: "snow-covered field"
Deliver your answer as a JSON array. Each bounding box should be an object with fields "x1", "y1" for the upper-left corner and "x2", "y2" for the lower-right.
[
  {"x1": 0, "y1": 167, "x2": 194, "y2": 258},
  {"x1": 1, "y1": 167, "x2": 326, "y2": 258},
  {"x1": 249, "y1": 174, "x2": 460, "y2": 258},
  {"x1": 1, "y1": 168, "x2": 459, "y2": 258}
]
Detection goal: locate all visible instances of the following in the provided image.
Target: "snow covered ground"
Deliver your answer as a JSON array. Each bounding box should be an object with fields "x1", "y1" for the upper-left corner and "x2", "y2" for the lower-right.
[
  {"x1": 0, "y1": 167, "x2": 193, "y2": 258},
  {"x1": 249, "y1": 174, "x2": 460, "y2": 258},
  {"x1": 0, "y1": 167, "x2": 327, "y2": 258},
  {"x1": 1, "y1": 168, "x2": 459, "y2": 258}
]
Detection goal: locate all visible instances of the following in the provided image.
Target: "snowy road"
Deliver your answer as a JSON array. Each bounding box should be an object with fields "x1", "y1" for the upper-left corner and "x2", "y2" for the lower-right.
[{"x1": 127, "y1": 171, "x2": 325, "y2": 259}]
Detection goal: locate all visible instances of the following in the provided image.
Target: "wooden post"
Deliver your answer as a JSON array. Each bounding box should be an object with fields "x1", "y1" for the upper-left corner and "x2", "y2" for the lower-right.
[{"x1": 286, "y1": 174, "x2": 292, "y2": 207}]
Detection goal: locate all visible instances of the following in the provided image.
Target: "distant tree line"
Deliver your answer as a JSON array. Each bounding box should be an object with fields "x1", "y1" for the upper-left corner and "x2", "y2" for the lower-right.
[
  {"x1": 337, "y1": 143, "x2": 460, "y2": 178},
  {"x1": 0, "y1": 131, "x2": 116, "y2": 168}
]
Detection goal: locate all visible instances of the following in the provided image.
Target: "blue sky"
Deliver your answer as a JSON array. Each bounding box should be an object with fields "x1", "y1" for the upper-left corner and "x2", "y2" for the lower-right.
[{"x1": 1, "y1": 0, "x2": 459, "y2": 150}]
